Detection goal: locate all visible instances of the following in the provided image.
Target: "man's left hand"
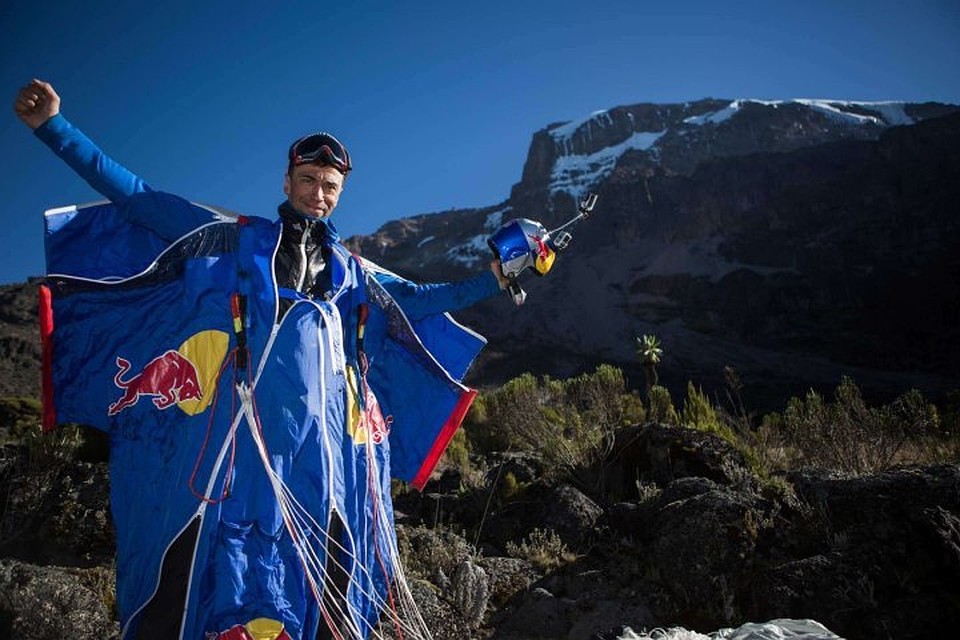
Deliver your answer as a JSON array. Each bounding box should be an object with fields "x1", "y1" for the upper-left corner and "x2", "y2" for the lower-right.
[{"x1": 489, "y1": 260, "x2": 510, "y2": 290}]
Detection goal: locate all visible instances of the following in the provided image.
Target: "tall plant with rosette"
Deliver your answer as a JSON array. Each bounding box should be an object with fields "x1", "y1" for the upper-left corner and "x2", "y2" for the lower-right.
[{"x1": 636, "y1": 334, "x2": 663, "y2": 394}]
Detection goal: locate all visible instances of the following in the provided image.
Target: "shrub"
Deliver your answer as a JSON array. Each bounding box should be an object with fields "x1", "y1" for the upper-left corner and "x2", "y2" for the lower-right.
[
  {"x1": 468, "y1": 373, "x2": 544, "y2": 454},
  {"x1": 564, "y1": 364, "x2": 646, "y2": 428},
  {"x1": 396, "y1": 525, "x2": 477, "y2": 583},
  {"x1": 753, "y1": 412, "x2": 798, "y2": 472},
  {"x1": 505, "y1": 528, "x2": 576, "y2": 572},
  {"x1": 499, "y1": 471, "x2": 520, "y2": 501},
  {"x1": 647, "y1": 385, "x2": 678, "y2": 424},
  {"x1": 451, "y1": 560, "x2": 489, "y2": 628},
  {"x1": 778, "y1": 377, "x2": 938, "y2": 474},
  {"x1": 466, "y1": 366, "x2": 643, "y2": 487},
  {"x1": 681, "y1": 382, "x2": 734, "y2": 440},
  {"x1": 680, "y1": 382, "x2": 766, "y2": 479},
  {"x1": 441, "y1": 428, "x2": 471, "y2": 475}
]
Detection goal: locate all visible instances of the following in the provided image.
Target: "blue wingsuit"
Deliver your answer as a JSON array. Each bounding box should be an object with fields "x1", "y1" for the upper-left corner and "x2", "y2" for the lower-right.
[{"x1": 36, "y1": 114, "x2": 500, "y2": 639}]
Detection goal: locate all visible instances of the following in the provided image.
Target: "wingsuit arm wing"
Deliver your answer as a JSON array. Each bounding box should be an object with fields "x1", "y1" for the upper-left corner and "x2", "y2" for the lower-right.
[
  {"x1": 34, "y1": 114, "x2": 215, "y2": 241},
  {"x1": 374, "y1": 269, "x2": 501, "y2": 321},
  {"x1": 35, "y1": 114, "x2": 150, "y2": 204}
]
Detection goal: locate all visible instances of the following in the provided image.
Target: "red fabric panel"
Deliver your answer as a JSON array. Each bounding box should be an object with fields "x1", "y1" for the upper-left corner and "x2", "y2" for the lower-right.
[{"x1": 410, "y1": 388, "x2": 477, "y2": 491}]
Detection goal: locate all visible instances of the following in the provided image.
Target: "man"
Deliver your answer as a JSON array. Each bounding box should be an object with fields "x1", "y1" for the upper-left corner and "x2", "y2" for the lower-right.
[{"x1": 16, "y1": 79, "x2": 509, "y2": 640}]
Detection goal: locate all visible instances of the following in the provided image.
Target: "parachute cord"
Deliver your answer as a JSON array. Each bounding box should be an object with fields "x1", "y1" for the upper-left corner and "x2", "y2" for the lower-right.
[
  {"x1": 241, "y1": 381, "x2": 374, "y2": 640},
  {"x1": 239, "y1": 387, "x2": 390, "y2": 639},
  {"x1": 188, "y1": 347, "x2": 244, "y2": 503},
  {"x1": 319, "y1": 609, "x2": 346, "y2": 640},
  {"x1": 242, "y1": 380, "x2": 378, "y2": 640},
  {"x1": 238, "y1": 382, "x2": 320, "y2": 602},
  {"x1": 363, "y1": 431, "x2": 431, "y2": 640},
  {"x1": 474, "y1": 441, "x2": 513, "y2": 549},
  {"x1": 354, "y1": 356, "x2": 436, "y2": 640},
  {"x1": 364, "y1": 425, "x2": 404, "y2": 640}
]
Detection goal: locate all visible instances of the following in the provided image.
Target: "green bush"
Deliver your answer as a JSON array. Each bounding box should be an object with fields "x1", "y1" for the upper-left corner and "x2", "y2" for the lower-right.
[
  {"x1": 776, "y1": 377, "x2": 939, "y2": 474},
  {"x1": 563, "y1": 364, "x2": 646, "y2": 428},
  {"x1": 753, "y1": 412, "x2": 797, "y2": 471},
  {"x1": 681, "y1": 382, "x2": 734, "y2": 440},
  {"x1": 505, "y1": 528, "x2": 576, "y2": 572},
  {"x1": 442, "y1": 428, "x2": 471, "y2": 473},
  {"x1": 499, "y1": 471, "x2": 520, "y2": 501},
  {"x1": 467, "y1": 373, "x2": 544, "y2": 454},
  {"x1": 465, "y1": 366, "x2": 643, "y2": 484},
  {"x1": 679, "y1": 382, "x2": 766, "y2": 479},
  {"x1": 647, "y1": 385, "x2": 678, "y2": 424}
]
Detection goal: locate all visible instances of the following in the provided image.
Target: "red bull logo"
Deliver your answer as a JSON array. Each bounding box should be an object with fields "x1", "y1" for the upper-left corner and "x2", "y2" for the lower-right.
[
  {"x1": 346, "y1": 367, "x2": 391, "y2": 446},
  {"x1": 107, "y1": 330, "x2": 229, "y2": 417},
  {"x1": 109, "y1": 351, "x2": 203, "y2": 415},
  {"x1": 528, "y1": 234, "x2": 556, "y2": 275}
]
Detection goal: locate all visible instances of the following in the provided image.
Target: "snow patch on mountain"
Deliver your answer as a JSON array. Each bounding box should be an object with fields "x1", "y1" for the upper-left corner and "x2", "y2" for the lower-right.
[
  {"x1": 862, "y1": 101, "x2": 915, "y2": 126},
  {"x1": 427, "y1": 206, "x2": 512, "y2": 267},
  {"x1": 484, "y1": 206, "x2": 511, "y2": 231},
  {"x1": 446, "y1": 233, "x2": 490, "y2": 267},
  {"x1": 795, "y1": 99, "x2": 887, "y2": 125},
  {"x1": 543, "y1": 97, "x2": 912, "y2": 201},
  {"x1": 684, "y1": 101, "x2": 743, "y2": 126},
  {"x1": 550, "y1": 130, "x2": 665, "y2": 199},
  {"x1": 417, "y1": 235, "x2": 435, "y2": 248},
  {"x1": 683, "y1": 99, "x2": 914, "y2": 128},
  {"x1": 794, "y1": 99, "x2": 912, "y2": 126},
  {"x1": 549, "y1": 109, "x2": 615, "y2": 147}
]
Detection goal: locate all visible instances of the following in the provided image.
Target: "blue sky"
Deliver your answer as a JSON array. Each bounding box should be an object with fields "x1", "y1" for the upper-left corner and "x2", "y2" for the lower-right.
[{"x1": 1, "y1": 0, "x2": 958, "y2": 284}]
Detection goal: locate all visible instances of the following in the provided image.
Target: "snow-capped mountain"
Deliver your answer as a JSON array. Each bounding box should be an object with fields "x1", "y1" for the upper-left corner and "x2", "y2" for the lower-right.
[
  {"x1": 530, "y1": 99, "x2": 924, "y2": 202},
  {"x1": 347, "y1": 98, "x2": 960, "y2": 405}
]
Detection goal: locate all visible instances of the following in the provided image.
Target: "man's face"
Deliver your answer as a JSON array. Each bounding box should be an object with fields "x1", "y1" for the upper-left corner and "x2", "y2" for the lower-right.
[{"x1": 284, "y1": 163, "x2": 345, "y2": 219}]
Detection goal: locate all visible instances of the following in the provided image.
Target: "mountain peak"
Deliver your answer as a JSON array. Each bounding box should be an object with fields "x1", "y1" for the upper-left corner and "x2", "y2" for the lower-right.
[{"x1": 521, "y1": 98, "x2": 951, "y2": 202}]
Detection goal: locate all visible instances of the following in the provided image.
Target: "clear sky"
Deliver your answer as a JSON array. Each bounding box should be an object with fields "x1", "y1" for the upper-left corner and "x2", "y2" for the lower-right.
[{"x1": 1, "y1": 0, "x2": 958, "y2": 284}]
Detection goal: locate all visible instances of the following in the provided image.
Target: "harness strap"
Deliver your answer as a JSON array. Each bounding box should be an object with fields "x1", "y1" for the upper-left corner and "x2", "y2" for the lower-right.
[{"x1": 231, "y1": 293, "x2": 248, "y2": 371}]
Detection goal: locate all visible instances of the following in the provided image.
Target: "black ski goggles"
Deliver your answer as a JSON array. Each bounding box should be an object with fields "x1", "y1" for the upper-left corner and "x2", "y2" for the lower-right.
[{"x1": 288, "y1": 132, "x2": 352, "y2": 174}]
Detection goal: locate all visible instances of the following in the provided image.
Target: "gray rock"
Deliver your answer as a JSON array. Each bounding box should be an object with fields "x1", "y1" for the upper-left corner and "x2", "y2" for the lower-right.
[
  {"x1": 0, "y1": 559, "x2": 118, "y2": 640},
  {"x1": 605, "y1": 423, "x2": 755, "y2": 500},
  {"x1": 478, "y1": 555, "x2": 541, "y2": 608},
  {"x1": 647, "y1": 488, "x2": 769, "y2": 621},
  {"x1": 497, "y1": 587, "x2": 572, "y2": 639},
  {"x1": 485, "y1": 483, "x2": 602, "y2": 553}
]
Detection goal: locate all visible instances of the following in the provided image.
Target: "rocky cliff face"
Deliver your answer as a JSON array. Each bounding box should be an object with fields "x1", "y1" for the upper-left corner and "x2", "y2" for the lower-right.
[{"x1": 347, "y1": 99, "x2": 960, "y2": 407}]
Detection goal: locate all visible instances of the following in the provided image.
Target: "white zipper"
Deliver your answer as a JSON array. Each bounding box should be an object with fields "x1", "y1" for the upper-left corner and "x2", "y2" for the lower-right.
[{"x1": 296, "y1": 222, "x2": 310, "y2": 291}]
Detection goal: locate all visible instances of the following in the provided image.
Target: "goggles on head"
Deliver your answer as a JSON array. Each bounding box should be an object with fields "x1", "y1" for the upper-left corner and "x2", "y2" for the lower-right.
[{"x1": 288, "y1": 132, "x2": 352, "y2": 174}]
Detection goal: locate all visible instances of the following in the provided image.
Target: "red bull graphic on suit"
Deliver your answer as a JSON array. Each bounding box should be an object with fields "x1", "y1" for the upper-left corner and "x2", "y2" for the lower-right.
[
  {"x1": 109, "y1": 350, "x2": 202, "y2": 415},
  {"x1": 107, "y1": 329, "x2": 230, "y2": 417}
]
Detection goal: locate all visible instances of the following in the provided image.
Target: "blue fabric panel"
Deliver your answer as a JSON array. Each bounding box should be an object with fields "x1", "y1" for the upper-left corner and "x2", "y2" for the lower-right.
[{"x1": 45, "y1": 201, "x2": 168, "y2": 278}]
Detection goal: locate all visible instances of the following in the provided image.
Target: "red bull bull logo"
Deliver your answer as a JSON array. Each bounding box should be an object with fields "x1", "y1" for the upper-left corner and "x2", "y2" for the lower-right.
[
  {"x1": 529, "y1": 234, "x2": 556, "y2": 275},
  {"x1": 109, "y1": 351, "x2": 203, "y2": 415},
  {"x1": 107, "y1": 330, "x2": 230, "y2": 417}
]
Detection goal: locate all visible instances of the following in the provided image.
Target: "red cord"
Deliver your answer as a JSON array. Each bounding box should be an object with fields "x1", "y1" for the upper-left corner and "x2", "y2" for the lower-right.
[{"x1": 188, "y1": 348, "x2": 244, "y2": 504}]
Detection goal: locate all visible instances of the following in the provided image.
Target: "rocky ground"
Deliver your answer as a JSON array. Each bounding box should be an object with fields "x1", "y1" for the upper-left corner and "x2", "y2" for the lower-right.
[{"x1": 1, "y1": 420, "x2": 959, "y2": 640}]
